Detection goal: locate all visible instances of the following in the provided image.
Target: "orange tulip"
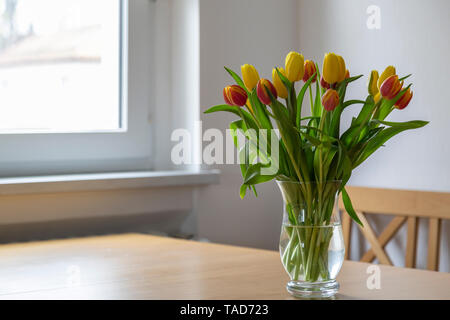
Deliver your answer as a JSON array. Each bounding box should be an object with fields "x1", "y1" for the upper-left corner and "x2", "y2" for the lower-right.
[
  {"x1": 322, "y1": 89, "x2": 340, "y2": 111},
  {"x1": 380, "y1": 75, "x2": 402, "y2": 100},
  {"x1": 303, "y1": 60, "x2": 317, "y2": 82},
  {"x1": 345, "y1": 69, "x2": 350, "y2": 79},
  {"x1": 256, "y1": 79, "x2": 277, "y2": 105},
  {"x1": 223, "y1": 85, "x2": 247, "y2": 106},
  {"x1": 395, "y1": 88, "x2": 413, "y2": 110}
]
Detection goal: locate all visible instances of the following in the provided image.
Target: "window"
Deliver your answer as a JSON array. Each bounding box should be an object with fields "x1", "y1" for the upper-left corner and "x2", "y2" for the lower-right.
[
  {"x1": 0, "y1": 0, "x2": 121, "y2": 132},
  {"x1": 0, "y1": 0, "x2": 154, "y2": 176}
]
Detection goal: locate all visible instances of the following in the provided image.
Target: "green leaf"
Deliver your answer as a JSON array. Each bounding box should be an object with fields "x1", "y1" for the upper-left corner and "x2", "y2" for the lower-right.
[
  {"x1": 338, "y1": 74, "x2": 363, "y2": 87},
  {"x1": 249, "y1": 90, "x2": 273, "y2": 130},
  {"x1": 342, "y1": 188, "x2": 363, "y2": 226},
  {"x1": 244, "y1": 163, "x2": 277, "y2": 185},
  {"x1": 371, "y1": 119, "x2": 429, "y2": 128},
  {"x1": 313, "y1": 77, "x2": 322, "y2": 117},
  {"x1": 229, "y1": 119, "x2": 246, "y2": 149},
  {"x1": 239, "y1": 183, "x2": 248, "y2": 199},
  {"x1": 299, "y1": 131, "x2": 321, "y2": 146},
  {"x1": 340, "y1": 96, "x2": 377, "y2": 147},
  {"x1": 275, "y1": 68, "x2": 292, "y2": 91},
  {"x1": 354, "y1": 96, "x2": 376, "y2": 126},
  {"x1": 329, "y1": 83, "x2": 350, "y2": 138},
  {"x1": 353, "y1": 120, "x2": 428, "y2": 167},
  {"x1": 296, "y1": 72, "x2": 317, "y2": 127},
  {"x1": 251, "y1": 185, "x2": 258, "y2": 197},
  {"x1": 204, "y1": 104, "x2": 258, "y2": 130},
  {"x1": 224, "y1": 66, "x2": 248, "y2": 93},
  {"x1": 398, "y1": 74, "x2": 412, "y2": 81},
  {"x1": 343, "y1": 99, "x2": 367, "y2": 109},
  {"x1": 299, "y1": 116, "x2": 320, "y2": 122}
]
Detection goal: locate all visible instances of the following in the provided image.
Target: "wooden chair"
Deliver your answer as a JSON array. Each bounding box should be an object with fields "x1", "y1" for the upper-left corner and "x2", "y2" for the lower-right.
[{"x1": 339, "y1": 186, "x2": 450, "y2": 271}]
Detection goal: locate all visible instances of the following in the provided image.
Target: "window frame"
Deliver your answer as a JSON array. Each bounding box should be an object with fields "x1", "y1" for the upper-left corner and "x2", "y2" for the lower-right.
[{"x1": 0, "y1": 0, "x2": 155, "y2": 177}]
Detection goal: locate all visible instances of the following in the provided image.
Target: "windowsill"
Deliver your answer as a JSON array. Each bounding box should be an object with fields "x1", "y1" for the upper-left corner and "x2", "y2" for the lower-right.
[{"x1": 0, "y1": 170, "x2": 220, "y2": 195}]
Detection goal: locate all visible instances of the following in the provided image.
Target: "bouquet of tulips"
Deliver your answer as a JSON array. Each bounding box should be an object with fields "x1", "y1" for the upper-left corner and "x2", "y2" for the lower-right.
[{"x1": 205, "y1": 51, "x2": 427, "y2": 282}]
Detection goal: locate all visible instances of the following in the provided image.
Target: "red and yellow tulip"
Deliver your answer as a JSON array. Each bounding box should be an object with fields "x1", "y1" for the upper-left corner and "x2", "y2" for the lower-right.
[
  {"x1": 320, "y1": 76, "x2": 330, "y2": 89},
  {"x1": 395, "y1": 88, "x2": 413, "y2": 110},
  {"x1": 377, "y1": 66, "x2": 396, "y2": 91},
  {"x1": 380, "y1": 75, "x2": 402, "y2": 100},
  {"x1": 303, "y1": 60, "x2": 317, "y2": 82},
  {"x1": 257, "y1": 78, "x2": 277, "y2": 105},
  {"x1": 322, "y1": 89, "x2": 340, "y2": 111},
  {"x1": 223, "y1": 85, "x2": 248, "y2": 106}
]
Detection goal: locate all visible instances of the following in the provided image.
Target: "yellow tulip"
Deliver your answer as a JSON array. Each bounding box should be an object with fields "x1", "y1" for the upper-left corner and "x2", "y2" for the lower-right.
[
  {"x1": 377, "y1": 66, "x2": 396, "y2": 90},
  {"x1": 374, "y1": 92, "x2": 381, "y2": 103},
  {"x1": 285, "y1": 51, "x2": 304, "y2": 82},
  {"x1": 241, "y1": 64, "x2": 260, "y2": 91},
  {"x1": 336, "y1": 55, "x2": 346, "y2": 82},
  {"x1": 272, "y1": 68, "x2": 288, "y2": 99},
  {"x1": 322, "y1": 53, "x2": 346, "y2": 84},
  {"x1": 368, "y1": 70, "x2": 379, "y2": 96}
]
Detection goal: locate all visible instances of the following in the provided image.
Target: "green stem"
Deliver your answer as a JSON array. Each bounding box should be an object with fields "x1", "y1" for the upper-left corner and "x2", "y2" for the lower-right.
[{"x1": 309, "y1": 85, "x2": 314, "y2": 116}]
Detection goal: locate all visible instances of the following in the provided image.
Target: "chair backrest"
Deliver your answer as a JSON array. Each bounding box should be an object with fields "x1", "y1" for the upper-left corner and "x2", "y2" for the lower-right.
[{"x1": 338, "y1": 186, "x2": 450, "y2": 271}]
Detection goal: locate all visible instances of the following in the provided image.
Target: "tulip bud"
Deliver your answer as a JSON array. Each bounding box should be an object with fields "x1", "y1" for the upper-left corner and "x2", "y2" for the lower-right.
[
  {"x1": 322, "y1": 53, "x2": 346, "y2": 84},
  {"x1": 285, "y1": 51, "x2": 304, "y2": 82},
  {"x1": 380, "y1": 75, "x2": 403, "y2": 100},
  {"x1": 345, "y1": 69, "x2": 350, "y2": 79},
  {"x1": 395, "y1": 88, "x2": 413, "y2": 110},
  {"x1": 321, "y1": 89, "x2": 340, "y2": 111},
  {"x1": 257, "y1": 78, "x2": 277, "y2": 105},
  {"x1": 241, "y1": 64, "x2": 260, "y2": 91},
  {"x1": 272, "y1": 68, "x2": 288, "y2": 99},
  {"x1": 368, "y1": 70, "x2": 379, "y2": 96},
  {"x1": 377, "y1": 66, "x2": 396, "y2": 90},
  {"x1": 303, "y1": 60, "x2": 317, "y2": 82},
  {"x1": 320, "y1": 76, "x2": 330, "y2": 89},
  {"x1": 223, "y1": 85, "x2": 248, "y2": 106}
]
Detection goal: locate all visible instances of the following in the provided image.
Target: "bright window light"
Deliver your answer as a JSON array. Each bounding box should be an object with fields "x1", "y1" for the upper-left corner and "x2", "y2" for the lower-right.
[{"x1": 0, "y1": 0, "x2": 122, "y2": 133}]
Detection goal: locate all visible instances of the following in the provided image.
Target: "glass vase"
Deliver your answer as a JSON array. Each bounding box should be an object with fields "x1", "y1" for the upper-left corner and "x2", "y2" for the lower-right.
[{"x1": 277, "y1": 180, "x2": 345, "y2": 298}]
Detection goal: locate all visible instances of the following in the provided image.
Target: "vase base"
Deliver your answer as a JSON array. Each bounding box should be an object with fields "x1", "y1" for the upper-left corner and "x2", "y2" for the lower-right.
[{"x1": 286, "y1": 280, "x2": 339, "y2": 299}]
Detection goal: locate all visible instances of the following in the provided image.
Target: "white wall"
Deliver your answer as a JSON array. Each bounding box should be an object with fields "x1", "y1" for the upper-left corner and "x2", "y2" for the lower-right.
[
  {"x1": 196, "y1": 0, "x2": 449, "y2": 270},
  {"x1": 296, "y1": 0, "x2": 449, "y2": 271},
  {"x1": 197, "y1": 0, "x2": 299, "y2": 249}
]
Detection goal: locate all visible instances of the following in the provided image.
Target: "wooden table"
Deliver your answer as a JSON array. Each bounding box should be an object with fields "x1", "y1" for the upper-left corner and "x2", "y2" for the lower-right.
[{"x1": 0, "y1": 234, "x2": 448, "y2": 299}]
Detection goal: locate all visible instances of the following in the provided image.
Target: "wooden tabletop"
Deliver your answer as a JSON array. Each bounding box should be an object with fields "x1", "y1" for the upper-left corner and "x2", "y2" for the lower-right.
[{"x1": 0, "y1": 234, "x2": 448, "y2": 300}]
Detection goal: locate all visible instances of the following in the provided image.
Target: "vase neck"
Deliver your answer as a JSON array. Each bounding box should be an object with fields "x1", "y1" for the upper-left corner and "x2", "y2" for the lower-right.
[{"x1": 276, "y1": 181, "x2": 341, "y2": 226}]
